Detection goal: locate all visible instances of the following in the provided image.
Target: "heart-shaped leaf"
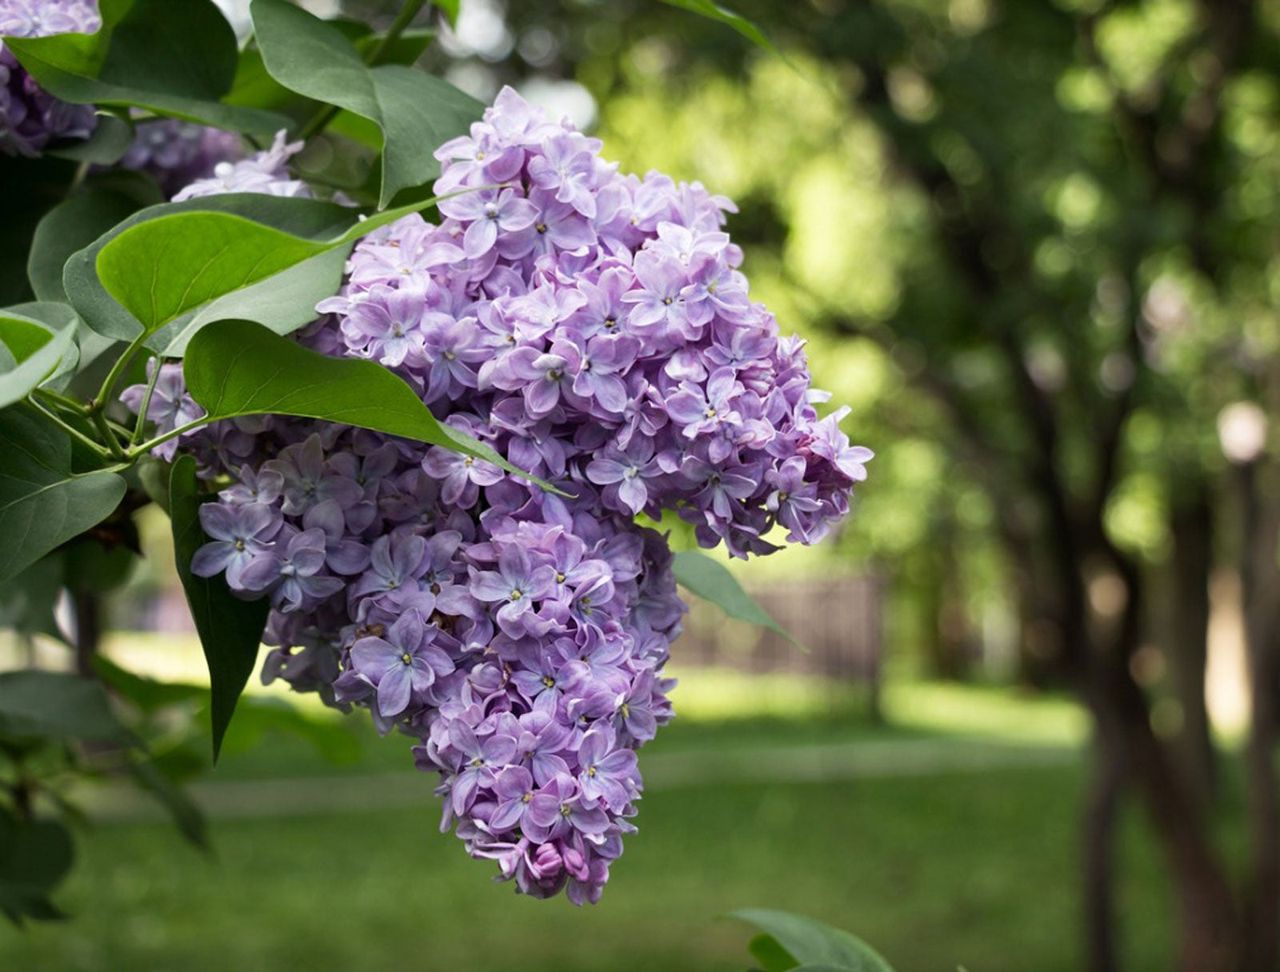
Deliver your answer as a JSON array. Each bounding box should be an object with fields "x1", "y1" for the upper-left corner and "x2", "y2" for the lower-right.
[
  {"x1": 250, "y1": 0, "x2": 483, "y2": 207},
  {"x1": 64, "y1": 193, "x2": 354, "y2": 342},
  {"x1": 0, "y1": 407, "x2": 127, "y2": 585},
  {"x1": 74, "y1": 192, "x2": 451, "y2": 351},
  {"x1": 3, "y1": 0, "x2": 287, "y2": 136},
  {"x1": 29, "y1": 182, "x2": 155, "y2": 303}
]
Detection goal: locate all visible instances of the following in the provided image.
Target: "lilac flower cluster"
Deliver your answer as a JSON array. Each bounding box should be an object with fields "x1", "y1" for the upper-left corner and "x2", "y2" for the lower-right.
[
  {"x1": 0, "y1": 0, "x2": 99, "y2": 156},
  {"x1": 120, "y1": 119, "x2": 244, "y2": 196},
  {"x1": 129, "y1": 88, "x2": 870, "y2": 902}
]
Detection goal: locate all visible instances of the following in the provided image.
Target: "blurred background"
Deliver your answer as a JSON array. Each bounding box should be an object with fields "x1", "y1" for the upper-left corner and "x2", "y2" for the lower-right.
[{"x1": 4, "y1": 0, "x2": 1280, "y2": 969}]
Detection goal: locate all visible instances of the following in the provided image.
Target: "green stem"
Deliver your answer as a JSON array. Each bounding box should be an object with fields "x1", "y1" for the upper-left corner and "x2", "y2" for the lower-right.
[
  {"x1": 68, "y1": 160, "x2": 90, "y2": 195},
  {"x1": 90, "y1": 409, "x2": 128, "y2": 460},
  {"x1": 365, "y1": 0, "x2": 429, "y2": 66},
  {"x1": 92, "y1": 331, "x2": 150, "y2": 415},
  {"x1": 128, "y1": 416, "x2": 213, "y2": 460},
  {"x1": 296, "y1": 0, "x2": 428, "y2": 141},
  {"x1": 32, "y1": 386, "x2": 89, "y2": 416},
  {"x1": 27, "y1": 398, "x2": 114, "y2": 460},
  {"x1": 130, "y1": 357, "x2": 164, "y2": 446}
]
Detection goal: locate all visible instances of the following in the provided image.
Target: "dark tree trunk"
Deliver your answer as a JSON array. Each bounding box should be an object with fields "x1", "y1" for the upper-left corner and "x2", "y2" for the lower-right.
[
  {"x1": 1095, "y1": 653, "x2": 1240, "y2": 971},
  {"x1": 1083, "y1": 732, "x2": 1125, "y2": 972},
  {"x1": 1168, "y1": 487, "x2": 1217, "y2": 804},
  {"x1": 1074, "y1": 549, "x2": 1240, "y2": 972},
  {"x1": 1239, "y1": 460, "x2": 1280, "y2": 972}
]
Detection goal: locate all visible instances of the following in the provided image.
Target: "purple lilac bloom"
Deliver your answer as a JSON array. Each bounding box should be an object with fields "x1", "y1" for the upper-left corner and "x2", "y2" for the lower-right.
[
  {"x1": 120, "y1": 119, "x2": 244, "y2": 195},
  {"x1": 350, "y1": 612, "x2": 454, "y2": 718},
  {"x1": 133, "y1": 86, "x2": 871, "y2": 905}
]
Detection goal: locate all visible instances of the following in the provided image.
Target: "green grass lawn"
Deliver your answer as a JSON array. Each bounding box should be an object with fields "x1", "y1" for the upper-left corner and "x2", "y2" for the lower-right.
[{"x1": 0, "y1": 674, "x2": 1180, "y2": 972}]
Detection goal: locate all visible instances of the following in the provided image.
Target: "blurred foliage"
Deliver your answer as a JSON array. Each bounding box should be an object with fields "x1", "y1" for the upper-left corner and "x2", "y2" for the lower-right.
[{"x1": 433, "y1": 0, "x2": 1280, "y2": 682}]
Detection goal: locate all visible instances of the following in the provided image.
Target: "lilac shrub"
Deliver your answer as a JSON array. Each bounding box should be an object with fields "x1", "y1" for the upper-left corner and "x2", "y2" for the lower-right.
[{"x1": 125, "y1": 88, "x2": 871, "y2": 903}]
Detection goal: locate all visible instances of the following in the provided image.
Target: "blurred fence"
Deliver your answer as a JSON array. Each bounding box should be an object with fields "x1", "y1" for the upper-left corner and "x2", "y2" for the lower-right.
[
  {"x1": 678, "y1": 575, "x2": 885, "y2": 718},
  {"x1": 115, "y1": 573, "x2": 886, "y2": 715}
]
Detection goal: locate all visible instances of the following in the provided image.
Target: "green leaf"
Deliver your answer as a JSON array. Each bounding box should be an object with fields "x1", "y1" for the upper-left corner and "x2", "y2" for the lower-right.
[
  {"x1": 732, "y1": 911, "x2": 896, "y2": 972},
  {"x1": 0, "y1": 304, "x2": 81, "y2": 409},
  {"x1": 658, "y1": 0, "x2": 780, "y2": 55},
  {"x1": 750, "y1": 933, "x2": 802, "y2": 972},
  {"x1": 250, "y1": 0, "x2": 483, "y2": 207},
  {"x1": 0, "y1": 306, "x2": 78, "y2": 409},
  {"x1": 3, "y1": 0, "x2": 286, "y2": 136},
  {"x1": 78, "y1": 192, "x2": 447, "y2": 350},
  {"x1": 183, "y1": 319, "x2": 551, "y2": 487},
  {"x1": 29, "y1": 184, "x2": 151, "y2": 303},
  {"x1": 64, "y1": 192, "x2": 353, "y2": 342},
  {"x1": 0, "y1": 556, "x2": 65, "y2": 642},
  {"x1": 0, "y1": 407, "x2": 126, "y2": 585},
  {"x1": 0, "y1": 808, "x2": 74, "y2": 924},
  {"x1": 0, "y1": 670, "x2": 132, "y2": 743},
  {"x1": 433, "y1": 0, "x2": 461, "y2": 28},
  {"x1": 169, "y1": 454, "x2": 270, "y2": 761},
  {"x1": 46, "y1": 111, "x2": 135, "y2": 165},
  {"x1": 93, "y1": 655, "x2": 204, "y2": 714},
  {"x1": 162, "y1": 247, "x2": 352, "y2": 358},
  {"x1": 353, "y1": 27, "x2": 437, "y2": 67},
  {"x1": 672, "y1": 550, "x2": 793, "y2": 641}
]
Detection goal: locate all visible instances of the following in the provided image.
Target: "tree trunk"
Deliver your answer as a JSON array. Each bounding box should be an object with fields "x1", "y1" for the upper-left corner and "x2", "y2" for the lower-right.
[
  {"x1": 1239, "y1": 460, "x2": 1280, "y2": 972},
  {"x1": 1095, "y1": 657, "x2": 1241, "y2": 971},
  {"x1": 1078, "y1": 556, "x2": 1240, "y2": 972},
  {"x1": 1167, "y1": 487, "x2": 1216, "y2": 804},
  {"x1": 1083, "y1": 732, "x2": 1125, "y2": 972}
]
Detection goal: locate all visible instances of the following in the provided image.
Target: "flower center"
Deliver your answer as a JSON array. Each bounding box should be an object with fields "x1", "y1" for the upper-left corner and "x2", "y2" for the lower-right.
[
  {"x1": 510, "y1": 589, "x2": 524, "y2": 602},
  {"x1": 535, "y1": 222, "x2": 548, "y2": 234},
  {"x1": 587, "y1": 766, "x2": 597, "y2": 777},
  {"x1": 542, "y1": 675, "x2": 555, "y2": 689},
  {"x1": 400, "y1": 652, "x2": 412, "y2": 666},
  {"x1": 559, "y1": 804, "x2": 572, "y2": 817}
]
